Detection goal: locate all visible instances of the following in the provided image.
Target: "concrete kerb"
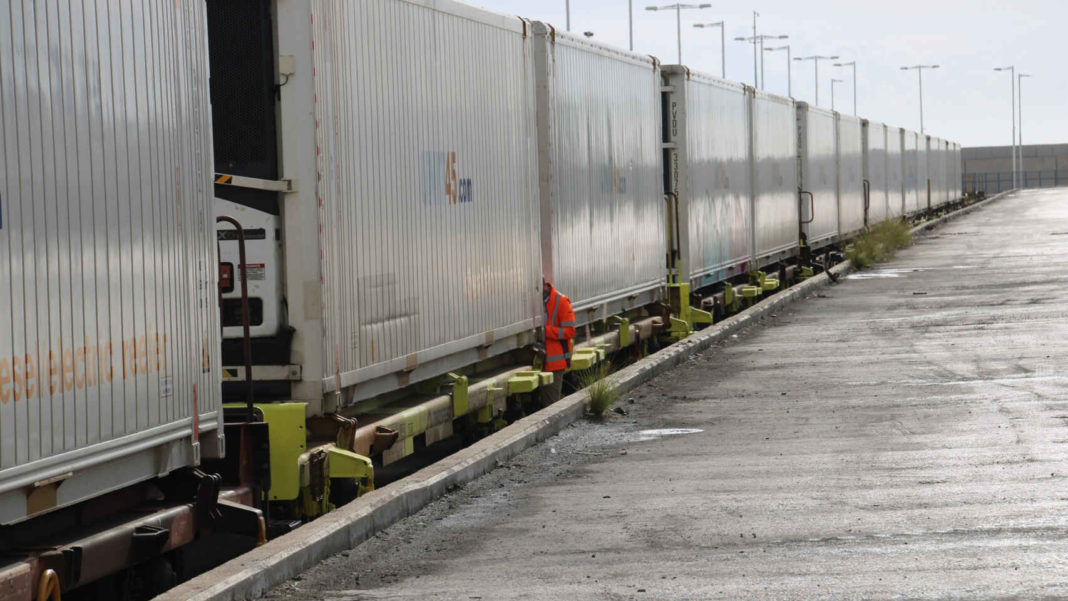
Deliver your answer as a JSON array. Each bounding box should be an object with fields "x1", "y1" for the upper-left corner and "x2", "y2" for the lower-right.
[
  {"x1": 157, "y1": 195, "x2": 1006, "y2": 601},
  {"x1": 908, "y1": 191, "x2": 1010, "y2": 237}
]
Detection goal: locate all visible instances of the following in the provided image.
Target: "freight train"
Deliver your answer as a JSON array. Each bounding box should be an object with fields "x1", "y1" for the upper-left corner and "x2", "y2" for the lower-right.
[{"x1": 0, "y1": 0, "x2": 962, "y2": 598}]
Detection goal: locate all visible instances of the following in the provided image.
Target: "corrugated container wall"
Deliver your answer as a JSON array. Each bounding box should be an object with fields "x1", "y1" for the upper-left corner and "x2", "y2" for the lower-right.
[
  {"x1": 0, "y1": 1, "x2": 220, "y2": 524},
  {"x1": 952, "y1": 142, "x2": 959, "y2": 199},
  {"x1": 751, "y1": 91, "x2": 799, "y2": 266},
  {"x1": 864, "y1": 121, "x2": 889, "y2": 225},
  {"x1": 663, "y1": 68, "x2": 752, "y2": 290},
  {"x1": 952, "y1": 142, "x2": 958, "y2": 199},
  {"x1": 310, "y1": 0, "x2": 541, "y2": 403},
  {"x1": 928, "y1": 138, "x2": 941, "y2": 207},
  {"x1": 904, "y1": 131, "x2": 921, "y2": 214},
  {"x1": 837, "y1": 114, "x2": 865, "y2": 236},
  {"x1": 942, "y1": 140, "x2": 952, "y2": 205},
  {"x1": 918, "y1": 136, "x2": 930, "y2": 210},
  {"x1": 928, "y1": 138, "x2": 939, "y2": 207},
  {"x1": 961, "y1": 143, "x2": 969, "y2": 197},
  {"x1": 797, "y1": 103, "x2": 838, "y2": 248},
  {"x1": 936, "y1": 139, "x2": 949, "y2": 207},
  {"x1": 886, "y1": 126, "x2": 905, "y2": 219},
  {"x1": 533, "y1": 24, "x2": 665, "y2": 324}
]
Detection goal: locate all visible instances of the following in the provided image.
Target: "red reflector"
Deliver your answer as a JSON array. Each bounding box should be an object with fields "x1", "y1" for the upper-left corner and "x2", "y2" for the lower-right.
[{"x1": 219, "y1": 263, "x2": 233, "y2": 292}]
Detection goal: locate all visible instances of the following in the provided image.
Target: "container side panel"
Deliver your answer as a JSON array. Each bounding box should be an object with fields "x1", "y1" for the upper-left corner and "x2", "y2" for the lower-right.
[
  {"x1": 865, "y1": 124, "x2": 889, "y2": 225},
  {"x1": 799, "y1": 107, "x2": 838, "y2": 246},
  {"x1": 917, "y1": 137, "x2": 930, "y2": 211},
  {"x1": 684, "y1": 77, "x2": 752, "y2": 286},
  {"x1": 837, "y1": 115, "x2": 865, "y2": 237},
  {"x1": 310, "y1": 1, "x2": 540, "y2": 391},
  {"x1": 752, "y1": 93, "x2": 798, "y2": 261},
  {"x1": 0, "y1": 0, "x2": 219, "y2": 524},
  {"x1": 937, "y1": 143, "x2": 943, "y2": 202},
  {"x1": 904, "y1": 132, "x2": 920, "y2": 214},
  {"x1": 538, "y1": 34, "x2": 665, "y2": 315},
  {"x1": 886, "y1": 127, "x2": 904, "y2": 219},
  {"x1": 929, "y1": 138, "x2": 940, "y2": 207},
  {"x1": 959, "y1": 143, "x2": 964, "y2": 198},
  {"x1": 946, "y1": 142, "x2": 951, "y2": 202}
]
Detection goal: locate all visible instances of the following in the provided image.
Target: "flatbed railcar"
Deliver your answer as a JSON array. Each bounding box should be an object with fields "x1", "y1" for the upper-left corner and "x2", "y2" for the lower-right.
[{"x1": 0, "y1": 0, "x2": 965, "y2": 598}]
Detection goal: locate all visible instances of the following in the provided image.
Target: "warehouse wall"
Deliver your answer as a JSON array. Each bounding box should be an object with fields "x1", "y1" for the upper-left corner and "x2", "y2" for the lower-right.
[{"x1": 963, "y1": 143, "x2": 1068, "y2": 194}]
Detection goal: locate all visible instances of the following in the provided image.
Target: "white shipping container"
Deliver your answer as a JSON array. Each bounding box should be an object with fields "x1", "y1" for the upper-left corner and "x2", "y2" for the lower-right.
[
  {"x1": 886, "y1": 126, "x2": 905, "y2": 219},
  {"x1": 837, "y1": 114, "x2": 866, "y2": 237},
  {"x1": 863, "y1": 121, "x2": 889, "y2": 225},
  {"x1": 309, "y1": 0, "x2": 542, "y2": 404},
  {"x1": 663, "y1": 68, "x2": 752, "y2": 290},
  {"x1": 751, "y1": 91, "x2": 799, "y2": 266},
  {"x1": 918, "y1": 136, "x2": 931, "y2": 211},
  {"x1": 951, "y1": 142, "x2": 959, "y2": 200},
  {"x1": 0, "y1": 1, "x2": 221, "y2": 524},
  {"x1": 797, "y1": 103, "x2": 838, "y2": 249},
  {"x1": 948, "y1": 143, "x2": 955, "y2": 199},
  {"x1": 934, "y1": 138, "x2": 949, "y2": 207},
  {"x1": 532, "y1": 24, "x2": 666, "y2": 324},
  {"x1": 904, "y1": 131, "x2": 921, "y2": 215},
  {"x1": 955, "y1": 143, "x2": 963, "y2": 199},
  {"x1": 948, "y1": 139, "x2": 956, "y2": 206},
  {"x1": 950, "y1": 142, "x2": 957, "y2": 200},
  {"x1": 932, "y1": 139, "x2": 939, "y2": 206}
]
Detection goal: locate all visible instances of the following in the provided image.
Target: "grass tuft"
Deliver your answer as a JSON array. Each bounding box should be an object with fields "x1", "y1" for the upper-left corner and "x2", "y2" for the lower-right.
[
  {"x1": 579, "y1": 363, "x2": 618, "y2": 417},
  {"x1": 846, "y1": 220, "x2": 913, "y2": 269}
]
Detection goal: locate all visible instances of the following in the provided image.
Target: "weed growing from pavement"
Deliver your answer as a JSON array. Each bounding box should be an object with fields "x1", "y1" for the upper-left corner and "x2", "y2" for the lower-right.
[
  {"x1": 846, "y1": 220, "x2": 913, "y2": 269},
  {"x1": 579, "y1": 363, "x2": 618, "y2": 417}
]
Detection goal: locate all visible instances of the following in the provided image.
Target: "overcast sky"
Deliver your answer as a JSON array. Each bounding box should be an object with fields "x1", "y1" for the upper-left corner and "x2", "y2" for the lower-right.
[{"x1": 474, "y1": 0, "x2": 1066, "y2": 148}]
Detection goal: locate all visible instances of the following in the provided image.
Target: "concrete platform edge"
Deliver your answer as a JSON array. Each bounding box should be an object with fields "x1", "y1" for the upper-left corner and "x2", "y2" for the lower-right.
[
  {"x1": 909, "y1": 191, "x2": 1010, "y2": 237},
  {"x1": 155, "y1": 194, "x2": 1006, "y2": 601}
]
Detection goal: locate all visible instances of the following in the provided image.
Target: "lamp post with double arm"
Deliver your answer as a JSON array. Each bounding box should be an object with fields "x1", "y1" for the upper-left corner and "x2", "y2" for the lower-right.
[
  {"x1": 645, "y1": 3, "x2": 712, "y2": 63},
  {"x1": 794, "y1": 55, "x2": 839, "y2": 106}
]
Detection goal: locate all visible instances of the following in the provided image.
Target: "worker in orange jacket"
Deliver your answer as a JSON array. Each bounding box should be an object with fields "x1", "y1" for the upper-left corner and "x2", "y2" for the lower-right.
[{"x1": 540, "y1": 279, "x2": 576, "y2": 408}]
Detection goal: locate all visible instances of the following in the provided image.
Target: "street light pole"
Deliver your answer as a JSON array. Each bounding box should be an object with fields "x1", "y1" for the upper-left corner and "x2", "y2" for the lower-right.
[
  {"x1": 831, "y1": 79, "x2": 843, "y2": 112},
  {"x1": 629, "y1": 0, "x2": 633, "y2": 50},
  {"x1": 794, "y1": 55, "x2": 838, "y2": 106},
  {"x1": 646, "y1": 3, "x2": 712, "y2": 64},
  {"x1": 737, "y1": 34, "x2": 788, "y2": 90},
  {"x1": 1019, "y1": 73, "x2": 1032, "y2": 185},
  {"x1": 693, "y1": 22, "x2": 725, "y2": 78},
  {"x1": 994, "y1": 66, "x2": 1017, "y2": 189},
  {"x1": 566, "y1": 0, "x2": 571, "y2": 31},
  {"x1": 900, "y1": 64, "x2": 939, "y2": 135},
  {"x1": 752, "y1": 11, "x2": 759, "y2": 89},
  {"x1": 764, "y1": 45, "x2": 792, "y2": 97},
  {"x1": 834, "y1": 61, "x2": 857, "y2": 115},
  {"x1": 676, "y1": 4, "x2": 681, "y2": 63},
  {"x1": 760, "y1": 37, "x2": 765, "y2": 90}
]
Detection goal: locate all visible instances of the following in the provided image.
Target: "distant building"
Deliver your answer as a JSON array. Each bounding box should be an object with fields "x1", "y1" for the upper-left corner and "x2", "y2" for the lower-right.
[{"x1": 963, "y1": 143, "x2": 1068, "y2": 194}]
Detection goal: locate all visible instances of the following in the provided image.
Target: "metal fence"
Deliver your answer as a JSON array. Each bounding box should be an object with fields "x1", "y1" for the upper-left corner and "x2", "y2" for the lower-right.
[{"x1": 963, "y1": 171, "x2": 1066, "y2": 195}]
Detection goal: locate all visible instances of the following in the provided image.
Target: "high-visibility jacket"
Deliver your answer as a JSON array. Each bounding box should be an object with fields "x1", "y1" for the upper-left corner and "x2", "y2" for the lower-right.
[{"x1": 544, "y1": 283, "x2": 576, "y2": 372}]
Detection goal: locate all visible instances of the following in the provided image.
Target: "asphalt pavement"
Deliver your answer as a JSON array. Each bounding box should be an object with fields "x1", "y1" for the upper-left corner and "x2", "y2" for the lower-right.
[{"x1": 263, "y1": 188, "x2": 1068, "y2": 600}]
